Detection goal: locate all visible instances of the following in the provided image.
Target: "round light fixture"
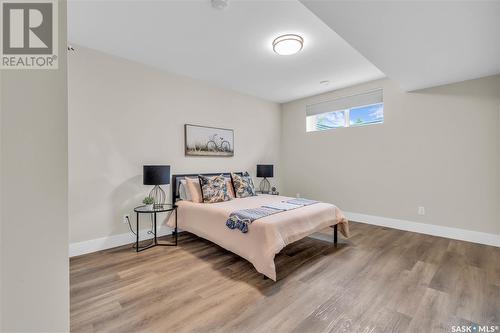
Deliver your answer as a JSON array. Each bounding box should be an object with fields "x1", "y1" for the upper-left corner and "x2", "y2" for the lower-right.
[
  {"x1": 211, "y1": 0, "x2": 229, "y2": 10},
  {"x1": 272, "y1": 34, "x2": 304, "y2": 55}
]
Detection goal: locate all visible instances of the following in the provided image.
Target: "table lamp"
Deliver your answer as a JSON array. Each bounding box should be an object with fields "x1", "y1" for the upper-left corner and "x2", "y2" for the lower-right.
[
  {"x1": 256, "y1": 164, "x2": 273, "y2": 193},
  {"x1": 143, "y1": 165, "x2": 170, "y2": 208}
]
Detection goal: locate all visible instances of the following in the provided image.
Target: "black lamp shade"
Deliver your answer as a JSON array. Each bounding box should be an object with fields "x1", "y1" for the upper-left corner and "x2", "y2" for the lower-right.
[
  {"x1": 143, "y1": 165, "x2": 170, "y2": 185},
  {"x1": 257, "y1": 164, "x2": 273, "y2": 178}
]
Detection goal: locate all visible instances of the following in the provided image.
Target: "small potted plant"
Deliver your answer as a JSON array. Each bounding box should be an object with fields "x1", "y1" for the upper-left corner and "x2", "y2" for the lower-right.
[{"x1": 143, "y1": 196, "x2": 154, "y2": 210}]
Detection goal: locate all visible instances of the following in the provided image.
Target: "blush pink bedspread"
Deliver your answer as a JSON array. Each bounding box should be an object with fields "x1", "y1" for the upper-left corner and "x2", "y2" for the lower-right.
[{"x1": 166, "y1": 194, "x2": 349, "y2": 281}]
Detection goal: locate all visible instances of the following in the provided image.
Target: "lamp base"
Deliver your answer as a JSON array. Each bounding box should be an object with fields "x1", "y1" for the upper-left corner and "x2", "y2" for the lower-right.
[
  {"x1": 149, "y1": 185, "x2": 166, "y2": 208},
  {"x1": 259, "y1": 178, "x2": 271, "y2": 193}
]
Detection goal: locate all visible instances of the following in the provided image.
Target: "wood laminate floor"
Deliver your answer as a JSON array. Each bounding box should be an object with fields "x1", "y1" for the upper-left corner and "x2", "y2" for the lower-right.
[{"x1": 70, "y1": 222, "x2": 500, "y2": 333}]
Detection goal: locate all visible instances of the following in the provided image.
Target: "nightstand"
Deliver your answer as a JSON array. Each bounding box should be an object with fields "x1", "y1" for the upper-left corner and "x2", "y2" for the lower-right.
[{"x1": 133, "y1": 203, "x2": 177, "y2": 252}]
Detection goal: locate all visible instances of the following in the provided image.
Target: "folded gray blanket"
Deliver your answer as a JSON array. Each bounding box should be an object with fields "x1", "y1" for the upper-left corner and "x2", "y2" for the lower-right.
[
  {"x1": 226, "y1": 207, "x2": 282, "y2": 233},
  {"x1": 226, "y1": 198, "x2": 319, "y2": 233}
]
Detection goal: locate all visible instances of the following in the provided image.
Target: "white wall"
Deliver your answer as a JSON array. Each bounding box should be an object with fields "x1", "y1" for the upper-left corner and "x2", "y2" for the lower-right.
[
  {"x1": 0, "y1": 1, "x2": 69, "y2": 331},
  {"x1": 68, "y1": 46, "x2": 281, "y2": 245},
  {"x1": 282, "y1": 75, "x2": 500, "y2": 239},
  {"x1": 0, "y1": 53, "x2": 3, "y2": 331}
]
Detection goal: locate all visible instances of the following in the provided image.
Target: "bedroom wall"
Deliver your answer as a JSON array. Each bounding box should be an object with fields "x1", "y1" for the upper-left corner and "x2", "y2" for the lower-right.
[
  {"x1": 68, "y1": 46, "x2": 281, "y2": 246},
  {"x1": 0, "y1": 57, "x2": 2, "y2": 332},
  {"x1": 281, "y1": 75, "x2": 500, "y2": 242},
  {"x1": 0, "y1": 1, "x2": 69, "y2": 331}
]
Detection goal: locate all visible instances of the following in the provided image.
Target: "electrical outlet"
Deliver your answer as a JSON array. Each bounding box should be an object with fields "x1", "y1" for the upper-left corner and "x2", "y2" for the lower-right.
[
  {"x1": 418, "y1": 207, "x2": 425, "y2": 216},
  {"x1": 123, "y1": 214, "x2": 130, "y2": 224}
]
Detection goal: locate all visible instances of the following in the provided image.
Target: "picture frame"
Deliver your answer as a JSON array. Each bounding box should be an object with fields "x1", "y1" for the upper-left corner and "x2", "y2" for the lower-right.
[{"x1": 184, "y1": 124, "x2": 234, "y2": 157}]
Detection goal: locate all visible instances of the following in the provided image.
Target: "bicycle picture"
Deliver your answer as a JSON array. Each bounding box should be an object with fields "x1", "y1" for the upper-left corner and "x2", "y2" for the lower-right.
[
  {"x1": 206, "y1": 134, "x2": 231, "y2": 152},
  {"x1": 185, "y1": 124, "x2": 234, "y2": 157}
]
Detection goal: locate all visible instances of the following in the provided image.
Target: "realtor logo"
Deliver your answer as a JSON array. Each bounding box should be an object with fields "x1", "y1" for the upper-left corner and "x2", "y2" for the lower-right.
[{"x1": 1, "y1": 0, "x2": 58, "y2": 69}]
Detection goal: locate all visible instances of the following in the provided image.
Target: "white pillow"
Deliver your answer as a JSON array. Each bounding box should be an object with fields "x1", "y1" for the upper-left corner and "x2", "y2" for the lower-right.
[{"x1": 179, "y1": 179, "x2": 192, "y2": 201}]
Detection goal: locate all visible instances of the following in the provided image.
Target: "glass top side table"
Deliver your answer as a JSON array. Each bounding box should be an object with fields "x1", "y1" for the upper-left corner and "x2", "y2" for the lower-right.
[{"x1": 133, "y1": 203, "x2": 177, "y2": 252}]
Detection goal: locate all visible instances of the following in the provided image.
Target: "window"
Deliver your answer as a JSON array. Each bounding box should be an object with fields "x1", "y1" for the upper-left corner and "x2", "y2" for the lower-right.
[
  {"x1": 306, "y1": 89, "x2": 383, "y2": 132},
  {"x1": 349, "y1": 103, "x2": 384, "y2": 127}
]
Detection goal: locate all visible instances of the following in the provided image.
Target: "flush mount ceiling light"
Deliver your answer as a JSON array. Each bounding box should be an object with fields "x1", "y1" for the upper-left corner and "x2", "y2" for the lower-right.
[{"x1": 272, "y1": 34, "x2": 304, "y2": 56}]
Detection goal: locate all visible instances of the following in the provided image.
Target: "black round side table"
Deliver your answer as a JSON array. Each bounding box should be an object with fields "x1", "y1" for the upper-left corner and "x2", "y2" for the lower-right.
[{"x1": 133, "y1": 204, "x2": 177, "y2": 252}]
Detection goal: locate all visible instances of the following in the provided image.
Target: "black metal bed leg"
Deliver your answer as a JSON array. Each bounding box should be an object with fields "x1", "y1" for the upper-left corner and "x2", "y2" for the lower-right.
[{"x1": 333, "y1": 224, "x2": 338, "y2": 246}]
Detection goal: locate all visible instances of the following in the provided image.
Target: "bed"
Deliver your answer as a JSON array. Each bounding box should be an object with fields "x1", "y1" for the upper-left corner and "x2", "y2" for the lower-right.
[{"x1": 167, "y1": 172, "x2": 349, "y2": 281}]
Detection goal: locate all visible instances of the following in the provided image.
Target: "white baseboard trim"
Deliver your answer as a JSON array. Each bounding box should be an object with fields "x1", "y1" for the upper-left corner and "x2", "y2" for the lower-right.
[
  {"x1": 69, "y1": 227, "x2": 173, "y2": 257},
  {"x1": 342, "y1": 211, "x2": 500, "y2": 247}
]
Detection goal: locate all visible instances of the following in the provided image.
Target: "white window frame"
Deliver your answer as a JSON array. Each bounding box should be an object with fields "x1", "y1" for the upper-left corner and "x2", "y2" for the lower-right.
[
  {"x1": 345, "y1": 108, "x2": 351, "y2": 127},
  {"x1": 306, "y1": 89, "x2": 384, "y2": 132}
]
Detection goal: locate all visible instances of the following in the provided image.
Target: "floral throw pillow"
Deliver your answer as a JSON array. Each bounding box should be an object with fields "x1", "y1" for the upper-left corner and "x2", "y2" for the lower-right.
[
  {"x1": 231, "y1": 172, "x2": 256, "y2": 198},
  {"x1": 198, "y1": 174, "x2": 231, "y2": 203}
]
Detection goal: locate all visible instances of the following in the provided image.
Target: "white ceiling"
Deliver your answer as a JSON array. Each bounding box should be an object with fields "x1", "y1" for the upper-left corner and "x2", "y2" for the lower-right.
[
  {"x1": 301, "y1": 0, "x2": 500, "y2": 91},
  {"x1": 67, "y1": 0, "x2": 384, "y2": 103}
]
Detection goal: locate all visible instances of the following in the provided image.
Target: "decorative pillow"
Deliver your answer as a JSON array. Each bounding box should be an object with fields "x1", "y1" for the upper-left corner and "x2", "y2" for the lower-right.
[
  {"x1": 198, "y1": 174, "x2": 231, "y2": 203},
  {"x1": 231, "y1": 172, "x2": 256, "y2": 198},
  {"x1": 179, "y1": 179, "x2": 192, "y2": 201},
  {"x1": 185, "y1": 177, "x2": 203, "y2": 203}
]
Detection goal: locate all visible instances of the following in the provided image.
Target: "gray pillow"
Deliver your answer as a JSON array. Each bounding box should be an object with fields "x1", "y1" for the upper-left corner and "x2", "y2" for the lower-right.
[{"x1": 179, "y1": 179, "x2": 192, "y2": 201}]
